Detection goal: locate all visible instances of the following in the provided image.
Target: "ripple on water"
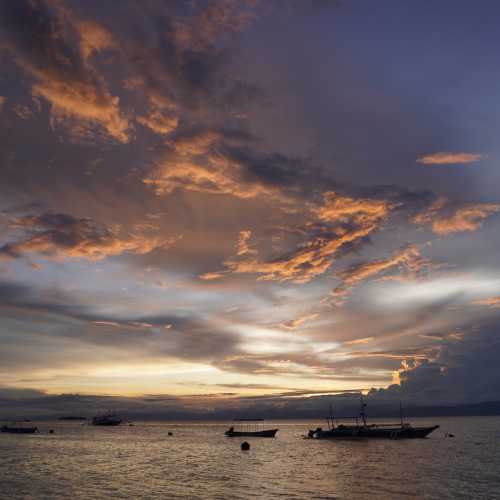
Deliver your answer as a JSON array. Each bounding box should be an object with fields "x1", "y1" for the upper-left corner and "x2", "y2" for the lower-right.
[{"x1": 0, "y1": 418, "x2": 499, "y2": 500}]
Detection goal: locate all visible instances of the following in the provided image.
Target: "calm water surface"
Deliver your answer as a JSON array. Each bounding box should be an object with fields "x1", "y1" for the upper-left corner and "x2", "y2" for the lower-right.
[{"x1": 1, "y1": 417, "x2": 499, "y2": 499}]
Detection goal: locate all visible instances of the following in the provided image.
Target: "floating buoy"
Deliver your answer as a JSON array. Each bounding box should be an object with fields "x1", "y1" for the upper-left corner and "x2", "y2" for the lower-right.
[
  {"x1": 241, "y1": 441, "x2": 250, "y2": 451},
  {"x1": 168, "y1": 432, "x2": 173, "y2": 436}
]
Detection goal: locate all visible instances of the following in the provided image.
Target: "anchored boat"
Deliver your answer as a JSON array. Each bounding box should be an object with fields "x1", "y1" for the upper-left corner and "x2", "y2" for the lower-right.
[
  {"x1": 225, "y1": 419, "x2": 278, "y2": 437},
  {"x1": 308, "y1": 400, "x2": 439, "y2": 439},
  {"x1": 1, "y1": 423, "x2": 38, "y2": 434},
  {"x1": 91, "y1": 412, "x2": 122, "y2": 426}
]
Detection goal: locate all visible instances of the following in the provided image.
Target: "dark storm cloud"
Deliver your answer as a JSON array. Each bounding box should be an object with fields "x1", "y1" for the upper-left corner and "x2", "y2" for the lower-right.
[{"x1": 370, "y1": 320, "x2": 500, "y2": 405}]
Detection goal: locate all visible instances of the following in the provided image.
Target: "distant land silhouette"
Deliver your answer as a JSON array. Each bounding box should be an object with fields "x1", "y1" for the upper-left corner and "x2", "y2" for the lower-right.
[{"x1": 2, "y1": 388, "x2": 500, "y2": 421}]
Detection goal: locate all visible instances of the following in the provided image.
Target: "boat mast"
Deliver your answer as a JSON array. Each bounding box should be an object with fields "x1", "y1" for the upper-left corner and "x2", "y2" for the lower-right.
[
  {"x1": 328, "y1": 403, "x2": 335, "y2": 429},
  {"x1": 360, "y1": 395, "x2": 367, "y2": 426}
]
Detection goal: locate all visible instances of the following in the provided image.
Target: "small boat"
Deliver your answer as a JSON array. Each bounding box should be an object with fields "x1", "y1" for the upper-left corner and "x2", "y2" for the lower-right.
[
  {"x1": 91, "y1": 412, "x2": 122, "y2": 426},
  {"x1": 224, "y1": 419, "x2": 278, "y2": 438},
  {"x1": 308, "y1": 399, "x2": 439, "y2": 440},
  {"x1": 1, "y1": 423, "x2": 38, "y2": 434}
]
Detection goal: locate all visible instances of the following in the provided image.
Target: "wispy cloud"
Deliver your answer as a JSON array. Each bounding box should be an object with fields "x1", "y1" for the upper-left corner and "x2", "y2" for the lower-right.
[
  {"x1": 417, "y1": 152, "x2": 482, "y2": 165},
  {"x1": 280, "y1": 313, "x2": 319, "y2": 330},
  {"x1": 218, "y1": 191, "x2": 395, "y2": 283},
  {"x1": 331, "y1": 245, "x2": 431, "y2": 305},
  {"x1": 0, "y1": 210, "x2": 177, "y2": 263},
  {"x1": 414, "y1": 197, "x2": 500, "y2": 235},
  {"x1": 471, "y1": 296, "x2": 500, "y2": 308}
]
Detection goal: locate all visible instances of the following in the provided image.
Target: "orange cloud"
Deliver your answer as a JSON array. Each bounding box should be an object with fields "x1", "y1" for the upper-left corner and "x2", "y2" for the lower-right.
[
  {"x1": 280, "y1": 313, "x2": 319, "y2": 330},
  {"x1": 331, "y1": 245, "x2": 429, "y2": 305},
  {"x1": 417, "y1": 152, "x2": 482, "y2": 165},
  {"x1": 236, "y1": 230, "x2": 256, "y2": 256},
  {"x1": 414, "y1": 197, "x2": 500, "y2": 235},
  {"x1": 471, "y1": 296, "x2": 500, "y2": 308},
  {"x1": 0, "y1": 212, "x2": 177, "y2": 262},
  {"x1": 343, "y1": 337, "x2": 374, "y2": 346},
  {"x1": 314, "y1": 191, "x2": 393, "y2": 223},
  {"x1": 199, "y1": 272, "x2": 227, "y2": 281},
  {"x1": 2, "y1": 1, "x2": 130, "y2": 143},
  {"x1": 137, "y1": 94, "x2": 179, "y2": 135},
  {"x1": 76, "y1": 21, "x2": 116, "y2": 60},
  {"x1": 144, "y1": 130, "x2": 282, "y2": 199},
  {"x1": 219, "y1": 192, "x2": 394, "y2": 283},
  {"x1": 172, "y1": 0, "x2": 259, "y2": 53}
]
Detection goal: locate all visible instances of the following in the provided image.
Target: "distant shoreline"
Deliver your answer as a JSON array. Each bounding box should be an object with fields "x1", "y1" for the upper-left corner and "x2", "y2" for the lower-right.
[{"x1": 3, "y1": 401, "x2": 500, "y2": 422}]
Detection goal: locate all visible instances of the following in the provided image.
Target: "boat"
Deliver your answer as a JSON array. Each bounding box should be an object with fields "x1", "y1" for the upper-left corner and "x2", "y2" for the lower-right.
[
  {"x1": 1, "y1": 423, "x2": 38, "y2": 434},
  {"x1": 224, "y1": 418, "x2": 278, "y2": 437},
  {"x1": 307, "y1": 399, "x2": 439, "y2": 440},
  {"x1": 91, "y1": 412, "x2": 122, "y2": 426}
]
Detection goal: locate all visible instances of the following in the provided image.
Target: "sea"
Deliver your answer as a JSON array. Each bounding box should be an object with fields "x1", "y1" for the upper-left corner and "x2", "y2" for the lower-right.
[{"x1": 1, "y1": 417, "x2": 499, "y2": 499}]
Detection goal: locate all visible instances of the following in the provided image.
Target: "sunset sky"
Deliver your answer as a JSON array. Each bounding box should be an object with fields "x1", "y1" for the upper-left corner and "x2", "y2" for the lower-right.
[{"x1": 1, "y1": 0, "x2": 500, "y2": 413}]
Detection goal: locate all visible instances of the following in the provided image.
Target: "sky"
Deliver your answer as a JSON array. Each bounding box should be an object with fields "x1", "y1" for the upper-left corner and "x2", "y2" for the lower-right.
[{"x1": 1, "y1": 0, "x2": 500, "y2": 417}]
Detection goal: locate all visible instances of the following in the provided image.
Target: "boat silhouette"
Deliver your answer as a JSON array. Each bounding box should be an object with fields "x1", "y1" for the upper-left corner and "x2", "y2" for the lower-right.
[
  {"x1": 225, "y1": 419, "x2": 278, "y2": 437},
  {"x1": 91, "y1": 412, "x2": 122, "y2": 426},
  {"x1": 1, "y1": 422, "x2": 38, "y2": 434},
  {"x1": 308, "y1": 399, "x2": 439, "y2": 439}
]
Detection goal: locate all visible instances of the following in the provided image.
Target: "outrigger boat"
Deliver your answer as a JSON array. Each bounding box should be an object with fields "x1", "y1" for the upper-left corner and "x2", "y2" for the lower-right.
[
  {"x1": 1, "y1": 423, "x2": 38, "y2": 434},
  {"x1": 308, "y1": 400, "x2": 439, "y2": 440},
  {"x1": 91, "y1": 412, "x2": 122, "y2": 426},
  {"x1": 225, "y1": 419, "x2": 278, "y2": 437}
]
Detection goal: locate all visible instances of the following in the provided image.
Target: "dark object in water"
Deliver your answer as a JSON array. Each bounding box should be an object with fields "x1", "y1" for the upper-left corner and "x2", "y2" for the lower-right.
[
  {"x1": 49, "y1": 429, "x2": 54, "y2": 434},
  {"x1": 91, "y1": 413, "x2": 122, "y2": 426},
  {"x1": 225, "y1": 419, "x2": 278, "y2": 438},
  {"x1": 168, "y1": 431, "x2": 173, "y2": 436},
  {"x1": 241, "y1": 441, "x2": 250, "y2": 451},
  {"x1": 1, "y1": 424, "x2": 38, "y2": 434},
  {"x1": 58, "y1": 416, "x2": 87, "y2": 421},
  {"x1": 445, "y1": 433, "x2": 455, "y2": 438},
  {"x1": 308, "y1": 399, "x2": 439, "y2": 440}
]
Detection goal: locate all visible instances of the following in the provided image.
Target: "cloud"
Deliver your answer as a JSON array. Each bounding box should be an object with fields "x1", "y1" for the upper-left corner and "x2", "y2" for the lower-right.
[
  {"x1": 76, "y1": 20, "x2": 116, "y2": 61},
  {"x1": 471, "y1": 296, "x2": 500, "y2": 308},
  {"x1": 331, "y1": 245, "x2": 431, "y2": 305},
  {"x1": 171, "y1": 0, "x2": 258, "y2": 53},
  {"x1": 0, "y1": 210, "x2": 176, "y2": 262},
  {"x1": 0, "y1": 0, "x2": 130, "y2": 142},
  {"x1": 0, "y1": 280, "x2": 244, "y2": 377},
  {"x1": 313, "y1": 191, "x2": 394, "y2": 223},
  {"x1": 117, "y1": 0, "x2": 264, "y2": 125},
  {"x1": 236, "y1": 230, "x2": 257, "y2": 256},
  {"x1": 221, "y1": 191, "x2": 394, "y2": 283},
  {"x1": 343, "y1": 337, "x2": 374, "y2": 345},
  {"x1": 414, "y1": 197, "x2": 500, "y2": 235},
  {"x1": 137, "y1": 100, "x2": 179, "y2": 135},
  {"x1": 416, "y1": 152, "x2": 482, "y2": 165},
  {"x1": 143, "y1": 128, "x2": 290, "y2": 200},
  {"x1": 280, "y1": 313, "x2": 319, "y2": 330},
  {"x1": 198, "y1": 272, "x2": 227, "y2": 281},
  {"x1": 373, "y1": 322, "x2": 500, "y2": 405}
]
